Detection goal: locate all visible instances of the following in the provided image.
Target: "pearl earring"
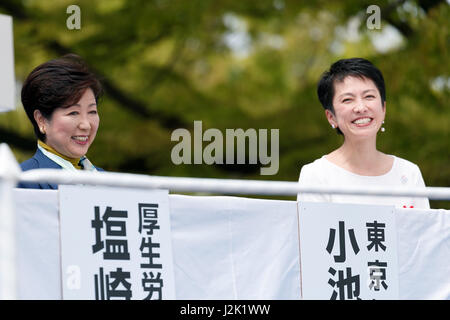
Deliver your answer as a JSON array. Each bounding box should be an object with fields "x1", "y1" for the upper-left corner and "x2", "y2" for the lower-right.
[
  {"x1": 381, "y1": 121, "x2": 385, "y2": 132},
  {"x1": 331, "y1": 124, "x2": 335, "y2": 129}
]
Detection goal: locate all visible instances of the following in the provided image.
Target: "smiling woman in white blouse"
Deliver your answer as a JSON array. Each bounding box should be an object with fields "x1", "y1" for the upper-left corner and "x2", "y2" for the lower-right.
[{"x1": 297, "y1": 58, "x2": 429, "y2": 209}]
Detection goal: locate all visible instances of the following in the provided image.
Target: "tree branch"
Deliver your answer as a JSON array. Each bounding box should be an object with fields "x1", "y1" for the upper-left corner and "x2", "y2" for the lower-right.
[
  {"x1": 0, "y1": 126, "x2": 35, "y2": 152},
  {"x1": 0, "y1": 2, "x2": 188, "y2": 129},
  {"x1": 381, "y1": 0, "x2": 446, "y2": 38},
  {"x1": 44, "y1": 40, "x2": 187, "y2": 129}
]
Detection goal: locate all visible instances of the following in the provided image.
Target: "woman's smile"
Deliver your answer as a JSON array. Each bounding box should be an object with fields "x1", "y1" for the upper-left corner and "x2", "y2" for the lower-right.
[
  {"x1": 352, "y1": 117, "x2": 374, "y2": 127},
  {"x1": 72, "y1": 135, "x2": 90, "y2": 145}
]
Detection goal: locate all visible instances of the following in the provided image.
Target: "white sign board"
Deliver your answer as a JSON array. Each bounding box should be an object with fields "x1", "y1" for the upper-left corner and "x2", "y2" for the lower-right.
[
  {"x1": 59, "y1": 185, "x2": 176, "y2": 300},
  {"x1": 0, "y1": 14, "x2": 15, "y2": 112},
  {"x1": 298, "y1": 202, "x2": 399, "y2": 300}
]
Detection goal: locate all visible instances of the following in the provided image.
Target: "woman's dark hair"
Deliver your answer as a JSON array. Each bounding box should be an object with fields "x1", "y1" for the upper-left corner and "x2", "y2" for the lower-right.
[
  {"x1": 317, "y1": 58, "x2": 386, "y2": 135},
  {"x1": 21, "y1": 54, "x2": 103, "y2": 141}
]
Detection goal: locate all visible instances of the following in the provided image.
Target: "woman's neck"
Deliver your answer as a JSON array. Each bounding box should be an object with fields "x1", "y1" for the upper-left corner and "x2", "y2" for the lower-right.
[
  {"x1": 326, "y1": 137, "x2": 390, "y2": 175},
  {"x1": 38, "y1": 140, "x2": 82, "y2": 169}
]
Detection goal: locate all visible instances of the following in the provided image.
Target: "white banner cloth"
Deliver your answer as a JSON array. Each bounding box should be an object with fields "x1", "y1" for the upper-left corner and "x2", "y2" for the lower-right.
[
  {"x1": 169, "y1": 195, "x2": 300, "y2": 299},
  {"x1": 11, "y1": 188, "x2": 450, "y2": 299}
]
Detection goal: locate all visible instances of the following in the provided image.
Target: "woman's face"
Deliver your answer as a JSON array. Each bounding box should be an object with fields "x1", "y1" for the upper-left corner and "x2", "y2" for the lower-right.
[
  {"x1": 327, "y1": 76, "x2": 385, "y2": 141},
  {"x1": 36, "y1": 88, "x2": 99, "y2": 158}
]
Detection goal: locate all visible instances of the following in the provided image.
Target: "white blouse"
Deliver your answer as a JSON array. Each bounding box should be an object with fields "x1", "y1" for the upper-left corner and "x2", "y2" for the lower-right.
[{"x1": 297, "y1": 155, "x2": 430, "y2": 209}]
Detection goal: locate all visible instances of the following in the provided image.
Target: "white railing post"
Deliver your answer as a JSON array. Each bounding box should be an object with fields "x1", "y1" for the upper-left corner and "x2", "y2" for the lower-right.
[{"x1": 0, "y1": 143, "x2": 21, "y2": 299}]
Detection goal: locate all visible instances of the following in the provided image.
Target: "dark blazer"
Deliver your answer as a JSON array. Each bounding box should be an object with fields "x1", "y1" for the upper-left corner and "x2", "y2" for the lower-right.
[{"x1": 18, "y1": 148, "x2": 103, "y2": 189}]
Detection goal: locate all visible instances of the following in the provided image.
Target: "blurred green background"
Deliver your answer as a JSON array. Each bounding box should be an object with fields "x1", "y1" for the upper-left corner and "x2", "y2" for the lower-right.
[{"x1": 0, "y1": 0, "x2": 449, "y2": 208}]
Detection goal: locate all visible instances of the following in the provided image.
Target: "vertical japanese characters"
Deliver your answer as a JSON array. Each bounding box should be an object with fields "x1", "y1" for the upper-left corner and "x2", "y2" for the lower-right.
[
  {"x1": 138, "y1": 203, "x2": 164, "y2": 299},
  {"x1": 92, "y1": 206, "x2": 132, "y2": 299},
  {"x1": 326, "y1": 220, "x2": 388, "y2": 300},
  {"x1": 90, "y1": 204, "x2": 164, "y2": 300}
]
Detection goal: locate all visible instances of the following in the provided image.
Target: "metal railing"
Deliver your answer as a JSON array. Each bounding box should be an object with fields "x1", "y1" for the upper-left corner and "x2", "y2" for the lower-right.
[{"x1": 18, "y1": 168, "x2": 450, "y2": 199}]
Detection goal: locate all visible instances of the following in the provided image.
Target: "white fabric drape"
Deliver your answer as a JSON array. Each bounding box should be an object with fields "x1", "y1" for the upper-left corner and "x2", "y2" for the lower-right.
[{"x1": 11, "y1": 189, "x2": 450, "y2": 300}]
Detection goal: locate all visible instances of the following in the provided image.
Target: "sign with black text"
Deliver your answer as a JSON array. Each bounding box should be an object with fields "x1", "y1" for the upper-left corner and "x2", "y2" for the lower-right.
[
  {"x1": 59, "y1": 185, "x2": 175, "y2": 300},
  {"x1": 298, "y1": 202, "x2": 399, "y2": 300}
]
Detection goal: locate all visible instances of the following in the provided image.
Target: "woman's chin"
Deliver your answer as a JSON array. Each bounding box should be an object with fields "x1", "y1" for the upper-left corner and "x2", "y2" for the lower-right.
[
  {"x1": 67, "y1": 145, "x2": 90, "y2": 158},
  {"x1": 345, "y1": 128, "x2": 378, "y2": 140}
]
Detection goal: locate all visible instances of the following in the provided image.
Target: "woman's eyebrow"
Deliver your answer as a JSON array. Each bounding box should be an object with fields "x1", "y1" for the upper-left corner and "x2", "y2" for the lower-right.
[
  {"x1": 338, "y1": 89, "x2": 377, "y2": 99},
  {"x1": 66, "y1": 102, "x2": 97, "y2": 108},
  {"x1": 337, "y1": 92, "x2": 355, "y2": 99}
]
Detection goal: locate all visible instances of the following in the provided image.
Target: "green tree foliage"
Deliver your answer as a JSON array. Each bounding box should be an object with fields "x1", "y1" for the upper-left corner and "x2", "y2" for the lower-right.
[{"x1": 0, "y1": 0, "x2": 448, "y2": 208}]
